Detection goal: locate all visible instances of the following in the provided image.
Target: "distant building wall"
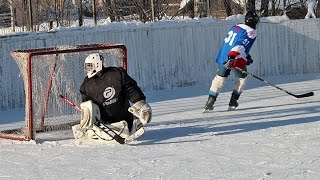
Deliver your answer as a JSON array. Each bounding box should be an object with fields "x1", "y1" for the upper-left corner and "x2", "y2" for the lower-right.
[{"x1": 0, "y1": 18, "x2": 319, "y2": 110}]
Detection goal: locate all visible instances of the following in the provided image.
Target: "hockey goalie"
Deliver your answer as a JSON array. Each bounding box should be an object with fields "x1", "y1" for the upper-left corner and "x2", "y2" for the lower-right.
[{"x1": 72, "y1": 53, "x2": 152, "y2": 143}]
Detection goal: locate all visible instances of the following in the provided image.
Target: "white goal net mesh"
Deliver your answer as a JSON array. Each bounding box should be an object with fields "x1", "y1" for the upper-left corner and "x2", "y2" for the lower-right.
[{"x1": 0, "y1": 44, "x2": 126, "y2": 141}]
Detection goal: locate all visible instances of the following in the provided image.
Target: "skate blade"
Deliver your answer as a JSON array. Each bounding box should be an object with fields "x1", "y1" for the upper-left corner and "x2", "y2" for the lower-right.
[
  {"x1": 228, "y1": 106, "x2": 237, "y2": 111},
  {"x1": 202, "y1": 109, "x2": 214, "y2": 113}
]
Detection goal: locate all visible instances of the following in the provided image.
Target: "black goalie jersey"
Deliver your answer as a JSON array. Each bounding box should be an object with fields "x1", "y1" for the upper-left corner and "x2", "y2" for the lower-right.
[{"x1": 80, "y1": 67, "x2": 146, "y2": 127}]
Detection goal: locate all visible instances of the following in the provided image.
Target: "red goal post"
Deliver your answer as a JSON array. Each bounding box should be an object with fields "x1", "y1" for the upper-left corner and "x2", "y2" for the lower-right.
[{"x1": 0, "y1": 43, "x2": 127, "y2": 141}]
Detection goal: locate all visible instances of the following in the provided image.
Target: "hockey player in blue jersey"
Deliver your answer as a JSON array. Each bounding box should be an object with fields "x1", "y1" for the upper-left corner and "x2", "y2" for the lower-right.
[{"x1": 204, "y1": 11, "x2": 260, "y2": 112}]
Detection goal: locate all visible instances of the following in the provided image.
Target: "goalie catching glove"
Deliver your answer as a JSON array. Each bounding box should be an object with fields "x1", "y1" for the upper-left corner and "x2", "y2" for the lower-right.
[{"x1": 128, "y1": 100, "x2": 152, "y2": 125}]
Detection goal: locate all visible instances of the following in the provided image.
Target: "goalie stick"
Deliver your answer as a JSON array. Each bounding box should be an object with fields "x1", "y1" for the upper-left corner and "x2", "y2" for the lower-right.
[
  {"x1": 92, "y1": 120, "x2": 145, "y2": 144},
  {"x1": 236, "y1": 67, "x2": 314, "y2": 98},
  {"x1": 59, "y1": 94, "x2": 144, "y2": 144}
]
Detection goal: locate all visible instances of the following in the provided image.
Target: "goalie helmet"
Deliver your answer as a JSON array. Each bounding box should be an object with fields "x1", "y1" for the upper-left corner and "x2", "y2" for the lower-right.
[
  {"x1": 84, "y1": 53, "x2": 104, "y2": 78},
  {"x1": 245, "y1": 11, "x2": 260, "y2": 29}
]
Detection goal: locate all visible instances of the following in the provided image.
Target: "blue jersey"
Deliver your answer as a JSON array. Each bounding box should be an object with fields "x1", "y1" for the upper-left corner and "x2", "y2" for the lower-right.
[{"x1": 215, "y1": 24, "x2": 257, "y2": 65}]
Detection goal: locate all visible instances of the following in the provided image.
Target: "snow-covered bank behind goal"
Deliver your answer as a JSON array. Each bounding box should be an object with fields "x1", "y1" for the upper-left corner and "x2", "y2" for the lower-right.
[{"x1": 0, "y1": 44, "x2": 127, "y2": 141}]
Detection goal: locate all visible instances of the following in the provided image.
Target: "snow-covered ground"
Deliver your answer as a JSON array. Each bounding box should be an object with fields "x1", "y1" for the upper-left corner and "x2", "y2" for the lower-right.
[{"x1": 0, "y1": 72, "x2": 319, "y2": 179}]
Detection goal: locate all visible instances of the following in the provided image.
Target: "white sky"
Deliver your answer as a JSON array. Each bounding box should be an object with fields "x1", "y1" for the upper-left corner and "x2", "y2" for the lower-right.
[{"x1": 0, "y1": 72, "x2": 319, "y2": 179}]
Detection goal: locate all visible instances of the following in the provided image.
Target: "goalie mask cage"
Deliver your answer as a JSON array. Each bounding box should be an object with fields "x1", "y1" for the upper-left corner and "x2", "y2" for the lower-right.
[{"x1": 0, "y1": 43, "x2": 127, "y2": 141}]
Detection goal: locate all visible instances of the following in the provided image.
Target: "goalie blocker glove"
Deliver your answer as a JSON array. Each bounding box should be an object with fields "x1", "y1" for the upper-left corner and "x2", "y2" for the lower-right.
[{"x1": 128, "y1": 100, "x2": 152, "y2": 125}]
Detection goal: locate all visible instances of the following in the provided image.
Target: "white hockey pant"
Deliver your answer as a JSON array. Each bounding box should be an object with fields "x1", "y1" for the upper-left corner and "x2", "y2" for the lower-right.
[
  {"x1": 209, "y1": 75, "x2": 227, "y2": 95},
  {"x1": 233, "y1": 77, "x2": 247, "y2": 94}
]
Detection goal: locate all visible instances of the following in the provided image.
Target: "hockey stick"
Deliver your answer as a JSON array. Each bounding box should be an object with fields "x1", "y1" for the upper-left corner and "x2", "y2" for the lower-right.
[
  {"x1": 58, "y1": 94, "x2": 126, "y2": 144},
  {"x1": 58, "y1": 94, "x2": 81, "y2": 111},
  {"x1": 236, "y1": 67, "x2": 314, "y2": 98}
]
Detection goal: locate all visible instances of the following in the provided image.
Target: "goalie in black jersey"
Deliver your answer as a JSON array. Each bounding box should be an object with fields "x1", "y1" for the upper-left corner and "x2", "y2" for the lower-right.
[{"x1": 72, "y1": 53, "x2": 152, "y2": 142}]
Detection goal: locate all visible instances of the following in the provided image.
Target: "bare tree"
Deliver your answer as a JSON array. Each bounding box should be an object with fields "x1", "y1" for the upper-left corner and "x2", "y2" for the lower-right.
[
  {"x1": 92, "y1": 0, "x2": 97, "y2": 25},
  {"x1": 77, "y1": 0, "x2": 83, "y2": 26},
  {"x1": 260, "y1": 0, "x2": 269, "y2": 16},
  {"x1": 193, "y1": 0, "x2": 208, "y2": 17},
  {"x1": 270, "y1": 0, "x2": 278, "y2": 15},
  {"x1": 224, "y1": 0, "x2": 232, "y2": 16},
  {"x1": 21, "y1": 0, "x2": 27, "y2": 30},
  {"x1": 247, "y1": 0, "x2": 255, "y2": 11},
  {"x1": 316, "y1": 0, "x2": 320, "y2": 17},
  {"x1": 9, "y1": 0, "x2": 15, "y2": 31},
  {"x1": 101, "y1": 0, "x2": 117, "y2": 22}
]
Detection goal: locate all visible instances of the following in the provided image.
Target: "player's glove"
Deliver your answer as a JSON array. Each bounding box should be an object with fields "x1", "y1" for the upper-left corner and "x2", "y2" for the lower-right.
[
  {"x1": 224, "y1": 55, "x2": 235, "y2": 68},
  {"x1": 225, "y1": 56, "x2": 247, "y2": 69},
  {"x1": 128, "y1": 100, "x2": 152, "y2": 125},
  {"x1": 246, "y1": 54, "x2": 253, "y2": 65}
]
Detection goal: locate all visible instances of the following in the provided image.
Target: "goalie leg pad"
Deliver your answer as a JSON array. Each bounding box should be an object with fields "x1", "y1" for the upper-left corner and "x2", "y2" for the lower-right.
[
  {"x1": 130, "y1": 118, "x2": 144, "y2": 134},
  {"x1": 95, "y1": 121, "x2": 130, "y2": 139},
  {"x1": 75, "y1": 101, "x2": 131, "y2": 143},
  {"x1": 209, "y1": 75, "x2": 227, "y2": 95},
  {"x1": 72, "y1": 121, "x2": 130, "y2": 142},
  {"x1": 72, "y1": 124, "x2": 99, "y2": 140},
  {"x1": 72, "y1": 124, "x2": 87, "y2": 139},
  {"x1": 79, "y1": 100, "x2": 101, "y2": 129},
  {"x1": 89, "y1": 121, "x2": 130, "y2": 142}
]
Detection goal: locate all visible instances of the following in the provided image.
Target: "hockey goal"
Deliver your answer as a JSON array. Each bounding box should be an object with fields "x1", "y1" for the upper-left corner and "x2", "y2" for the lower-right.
[{"x1": 0, "y1": 43, "x2": 127, "y2": 141}]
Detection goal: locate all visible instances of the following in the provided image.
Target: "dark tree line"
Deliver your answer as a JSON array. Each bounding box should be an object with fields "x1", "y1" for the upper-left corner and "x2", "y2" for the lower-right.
[{"x1": 0, "y1": 0, "x2": 318, "y2": 32}]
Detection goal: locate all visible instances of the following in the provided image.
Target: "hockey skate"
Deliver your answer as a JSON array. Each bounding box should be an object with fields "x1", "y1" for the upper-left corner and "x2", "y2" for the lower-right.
[
  {"x1": 203, "y1": 95, "x2": 216, "y2": 113},
  {"x1": 228, "y1": 93, "x2": 239, "y2": 111}
]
